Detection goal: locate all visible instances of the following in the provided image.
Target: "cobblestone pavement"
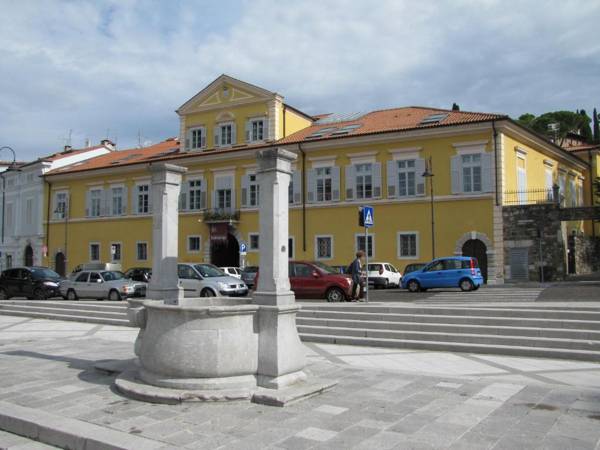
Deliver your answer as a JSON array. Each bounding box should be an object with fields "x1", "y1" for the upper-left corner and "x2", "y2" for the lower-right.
[{"x1": 0, "y1": 315, "x2": 600, "y2": 449}]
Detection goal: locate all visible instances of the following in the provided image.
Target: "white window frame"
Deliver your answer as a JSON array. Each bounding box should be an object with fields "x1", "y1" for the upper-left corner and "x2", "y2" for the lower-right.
[
  {"x1": 110, "y1": 184, "x2": 125, "y2": 216},
  {"x1": 397, "y1": 158, "x2": 417, "y2": 197},
  {"x1": 53, "y1": 191, "x2": 69, "y2": 220},
  {"x1": 355, "y1": 233, "x2": 375, "y2": 258},
  {"x1": 397, "y1": 232, "x2": 419, "y2": 260},
  {"x1": 136, "y1": 183, "x2": 150, "y2": 214},
  {"x1": 248, "y1": 173, "x2": 259, "y2": 207},
  {"x1": 355, "y1": 163, "x2": 373, "y2": 200},
  {"x1": 218, "y1": 121, "x2": 234, "y2": 147},
  {"x1": 25, "y1": 197, "x2": 34, "y2": 225},
  {"x1": 89, "y1": 242, "x2": 101, "y2": 262},
  {"x1": 189, "y1": 126, "x2": 206, "y2": 150},
  {"x1": 248, "y1": 233, "x2": 260, "y2": 252},
  {"x1": 288, "y1": 236, "x2": 295, "y2": 259},
  {"x1": 90, "y1": 188, "x2": 103, "y2": 217},
  {"x1": 110, "y1": 242, "x2": 122, "y2": 262},
  {"x1": 187, "y1": 235, "x2": 202, "y2": 254},
  {"x1": 249, "y1": 117, "x2": 265, "y2": 142},
  {"x1": 136, "y1": 241, "x2": 148, "y2": 261},
  {"x1": 461, "y1": 153, "x2": 483, "y2": 193},
  {"x1": 315, "y1": 166, "x2": 333, "y2": 202},
  {"x1": 188, "y1": 178, "x2": 204, "y2": 211},
  {"x1": 314, "y1": 235, "x2": 334, "y2": 260}
]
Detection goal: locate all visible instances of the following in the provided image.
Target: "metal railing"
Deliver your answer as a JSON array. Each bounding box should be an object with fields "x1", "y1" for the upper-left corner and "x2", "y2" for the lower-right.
[
  {"x1": 202, "y1": 208, "x2": 240, "y2": 223},
  {"x1": 503, "y1": 188, "x2": 558, "y2": 206}
]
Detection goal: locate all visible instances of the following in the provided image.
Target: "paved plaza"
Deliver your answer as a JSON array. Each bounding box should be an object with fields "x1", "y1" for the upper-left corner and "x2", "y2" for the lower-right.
[{"x1": 0, "y1": 314, "x2": 599, "y2": 449}]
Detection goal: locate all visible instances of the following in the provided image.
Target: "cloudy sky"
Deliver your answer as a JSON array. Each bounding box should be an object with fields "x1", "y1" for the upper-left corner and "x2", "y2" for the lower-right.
[{"x1": 1, "y1": 0, "x2": 599, "y2": 160}]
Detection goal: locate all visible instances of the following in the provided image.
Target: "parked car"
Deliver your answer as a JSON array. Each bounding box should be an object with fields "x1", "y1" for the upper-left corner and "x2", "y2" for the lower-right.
[
  {"x1": 69, "y1": 263, "x2": 122, "y2": 280},
  {"x1": 59, "y1": 270, "x2": 146, "y2": 300},
  {"x1": 0, "y1": 267, "x2": 62, "y2": 300},
  {"x1": 401, "y1": 257, "x2": 483, "y2": 292},
  {"x1": 288, "y1": 261, "x2": 353, "y2": 302},
  {"x1": 366, "y1": 262, "x2": 402, "y2": 288},
  {"x1": 178, "y1": 263, "x2": 248, "y2": 297},
  {"x1": 125, "y1": 267, "x2": 152, "y2": 283},
  {"x1": 403, "y1": 263, "x2": 426, "y2": 275},
  {"x1": 241, "y1": 266, "x2": 258, "y2": 288},
  {"x1": 220, "y1": 267, "x2": 242, "y2": 279}
]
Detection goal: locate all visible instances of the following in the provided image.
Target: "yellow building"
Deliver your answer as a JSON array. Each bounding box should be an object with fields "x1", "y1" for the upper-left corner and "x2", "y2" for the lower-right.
[{"x1": 43, "y1": 75, "x2": 591, "y2": 284}]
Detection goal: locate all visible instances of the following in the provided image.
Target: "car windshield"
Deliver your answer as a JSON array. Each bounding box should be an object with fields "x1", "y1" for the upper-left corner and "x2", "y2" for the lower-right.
[
  {"x1": 30, "y1": 268, "x2": 61, "y2": 279},
  {"x1": 101, "y1": 271, "x2": 125, "y2": 281},
  {"x1": 312, "y1": 262, "x2": 338, "y2": 274},
  {"x1": 194, "y1": 264, "x2": 226, "y2": 278}
]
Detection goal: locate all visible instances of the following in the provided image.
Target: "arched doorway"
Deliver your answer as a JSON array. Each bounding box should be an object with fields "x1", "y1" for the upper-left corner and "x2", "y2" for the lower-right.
[
  {"x1": 24, "y1": 245, "x2": 33, "y2": 267},
  {"x1": 210, "y1": 233, "x2": 240, "y2": 267},
  {"x1": 55, "y1": 252, "x2": 66, "y2": 277},
  {"x1": 462, "y1": 239, "x2": 488, "y2": 283}
]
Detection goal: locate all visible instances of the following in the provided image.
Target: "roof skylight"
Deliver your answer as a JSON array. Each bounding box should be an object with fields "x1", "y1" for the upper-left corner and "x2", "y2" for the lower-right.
[
  {"x1": 420, "y1": 113, "x2": 448, "y2": 125},
  {"x1": 330, "y1": 124, "x2": 362, "y2": 136}
]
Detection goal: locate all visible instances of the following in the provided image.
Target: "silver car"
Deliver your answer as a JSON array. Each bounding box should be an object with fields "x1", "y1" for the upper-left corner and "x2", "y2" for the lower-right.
[
  {"x1": 60, "y1": 270, "x2": 146, "y2": 301},
  {"x1": 178, "y1": 263, "x2": 248, "y2": 297}
]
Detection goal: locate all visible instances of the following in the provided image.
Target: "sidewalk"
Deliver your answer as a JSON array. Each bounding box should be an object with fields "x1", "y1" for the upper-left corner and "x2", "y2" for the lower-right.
[{"x1": 0, "y1": 315, "x2": 599, "y2": 449}]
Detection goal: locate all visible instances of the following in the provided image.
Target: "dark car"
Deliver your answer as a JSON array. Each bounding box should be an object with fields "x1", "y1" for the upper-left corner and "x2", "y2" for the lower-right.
[
  {"x1": 403, "y1": 263, "x2": 426, "y2": 275},
  {"x1": 289, "y1": 261, "x2": 353, "y2": 302},
  {"x1": 0, "y1": 266, "x2": 62, "y2": 300},
  {"x1": 241, "y1": 266, "x2": 258, "y2": 288},
  {"x1": 125, "y1": 267, "x2": 152, "y2": 283}
]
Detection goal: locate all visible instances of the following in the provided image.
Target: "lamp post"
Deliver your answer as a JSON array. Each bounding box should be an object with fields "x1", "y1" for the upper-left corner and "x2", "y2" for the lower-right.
[
  {"x1": 54, "y1": 194, "x2": 69, "y2": 276},
  {"x1": 0, "y1": 146, "x2": 19, "y2": 247},
  {"x1": 422, "y1": 156, "x2": 435, "y2": 259}
]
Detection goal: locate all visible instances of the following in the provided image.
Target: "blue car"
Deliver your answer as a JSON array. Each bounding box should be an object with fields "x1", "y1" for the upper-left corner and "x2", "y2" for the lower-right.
[{"x1": 401, "y1": 257, "x2": 484, "y2": 292}]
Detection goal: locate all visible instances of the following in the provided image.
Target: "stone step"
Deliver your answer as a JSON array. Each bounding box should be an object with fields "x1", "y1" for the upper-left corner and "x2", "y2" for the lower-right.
[
  {"x1": 296, "y1": 317, "x2": 600, "y2": 340},
  {"x1": 0, "y1": 307, "x2": 131, "y2": 327},
  {"x1": 0, "y1": 303, "x2": 129, "y2": 319},
  {"x1": 299, "y1": 305, "x2": 600, "y2": 321},
  {"x1": 0, "y1": 300, "x2": 128, "y2": 313},
  {"x1": 297, "y1": 310, "x2": 600, "y2": 330},
  {"x1": 298, "y1": 333, "x2": 600, "y2": 362},
  {"x1": 296, "y1": 325, "x2": 600, "y2": 352}
]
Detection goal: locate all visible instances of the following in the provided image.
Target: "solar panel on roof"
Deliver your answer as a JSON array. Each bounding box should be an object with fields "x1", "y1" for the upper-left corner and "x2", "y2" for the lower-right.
[
  {"x1": 316, "y1": 112, "x2": 365, "y2": 124},
  {"x1": 420, "y1": 113, "x2": 448, "y2": 125},
  {"x1": 306, "y1": 127, "x2": 338, "y2": 138},
  {"x1": 330, "y1": 124, "x2": 362, "y2": 136}
]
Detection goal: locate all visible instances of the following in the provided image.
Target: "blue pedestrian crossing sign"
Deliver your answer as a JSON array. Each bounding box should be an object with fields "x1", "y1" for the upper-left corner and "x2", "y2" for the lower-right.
[{"x1": 362, "y1": 206, "x2": 374, "y2": 228}]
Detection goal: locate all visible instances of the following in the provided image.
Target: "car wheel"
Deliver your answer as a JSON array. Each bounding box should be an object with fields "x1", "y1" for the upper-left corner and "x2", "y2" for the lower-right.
[
  {"x1": 200, "y1": 288, "x2": 216, "y2": 297},
  {"x1": 407, "y1": 280, "x2": 421, "y2": 293},
  {"x1": 383, "y1": 279, "x2": 389, "y2": 289},
  {"x1": 460, "y1": 278, "x2": 474, "y2": 292},
  {"x1": 0, "y1": 288, "x2": 9, "y2": 300},
  {"x1": 66, "y1": 289, "x2": 78, "y2": 301},
  {"x1": 33, "y1": 288, "x2": 46, "y2": 300},
  {"x1": 108, "y1": 289, "x2": 121, "y2": 301},
  {"x1": 326, "y1": 287, "x2": 345, "y2": 302}
]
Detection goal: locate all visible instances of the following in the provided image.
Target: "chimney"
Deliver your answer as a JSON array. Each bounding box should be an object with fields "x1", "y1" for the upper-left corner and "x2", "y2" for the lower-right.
[
  {"x1": 101, "y1": 139, "x2": 116, "y2": 151},
  {"x1": 84, "y1": 138, "x2": 91, "y2": 148},
  {"x1": 63, "y1": 145, "x2": 73, "y2": 153}
]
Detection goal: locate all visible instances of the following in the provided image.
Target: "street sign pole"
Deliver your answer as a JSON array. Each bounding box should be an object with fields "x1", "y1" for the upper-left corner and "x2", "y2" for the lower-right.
[{"x1": 364, "y1": 226, "x2": 369, "y2": 303}]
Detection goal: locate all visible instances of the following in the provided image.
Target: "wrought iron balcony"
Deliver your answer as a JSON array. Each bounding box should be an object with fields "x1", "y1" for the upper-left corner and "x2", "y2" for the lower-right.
[{"x1": 202, "y1": 208, "x2": 240, "y2": 224}]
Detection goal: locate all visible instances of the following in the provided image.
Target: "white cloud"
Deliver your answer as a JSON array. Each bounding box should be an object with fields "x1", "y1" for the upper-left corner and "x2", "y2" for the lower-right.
[{"x1": 0, "y1": 0, "x2": 599, "y2": 160}]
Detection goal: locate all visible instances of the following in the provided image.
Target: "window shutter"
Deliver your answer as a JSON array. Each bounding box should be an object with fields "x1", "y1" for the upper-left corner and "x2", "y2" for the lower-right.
[
  {"x1": 185, "y1": 129, "x2": 192, "y2": 150},
  {"x1": 231, "y1": 123, "x2": 237, "y2": 145},
  {"x1": 345, "y1": 165, "x2": 355, "y2": 200},
  {"x1": 211, "y1": 190, "x2": 216, "y2": 209},
  {"x1": 179, "y1": 180, "x2": 188, "y2": 211},
  {"x1": 200, "y1": 128, "x2": 206, "y2": 148},
  {"x1": 148, "y1": 188, "x2": 153, "y2": 213},
  {"x1": 122, "y1": 186, "x2": 128, "y2": 215},
  {"x1": 373, "y1": 162, "x2": 382, "y2": 198},
  {"x1": 245, "y1": 121, "x2": 251, "y2": 142},
  {"x1": 102, "y1": 189, "x2": 109, "y2": 216},
  {"x1": 307, "y1": 169, "x2": 316, "y2": 203},
  {"x1": 131, "y1": 187, "x2": 137, "y2": 215},
  {"x1": 482, "y1": 152, "x2": 493, "y2": 193},
  {"x1": 293, "y1": 170, "x2": 301, "y2": 204},
  {"x1": 241, "y1": 175, "x2": 249, "y2": 208},
  {"x1": 415, "y1": 159, "x2": 426, "y2": 196},
  {"x1": 451, "y1": 155, "x2": 461, "y2": 194},
  {"x1": 387, "y1": 160, "x2": 397, "y2": 198},
  {"x1": 331, "y1": 166, "x2": 341, "y2": 201},
  {"x1": 214, "y1": 126, "x2": 220, "y2": 147},
  {"x1": 200, "y1": 179, "x2": 207, "y2": 209},
  {"x1": 85, "y1": 190, "x2": 91, "y2": 217},
  {"x1": 263, "y1": 118, "x2": 269, "y2": 140}
]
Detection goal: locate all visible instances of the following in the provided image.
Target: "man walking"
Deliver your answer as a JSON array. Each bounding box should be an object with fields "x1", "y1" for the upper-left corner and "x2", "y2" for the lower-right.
[{"x1": 348, "y1": 251, "x2": 364, "y2": 301}]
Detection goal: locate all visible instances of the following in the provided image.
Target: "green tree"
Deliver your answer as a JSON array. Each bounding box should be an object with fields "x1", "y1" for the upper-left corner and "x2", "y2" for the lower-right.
[
  {"x1": 529, "y1": 111, "x2": 591, "y2": 146},
  {"x1": 452, "y1": 103, "x2": 460, "y2": 111},
  {"x1": 518, "y1": 113, "x2": 536, "y2": 128},
  {"x1": 593, "y1": 107, "x2": 599, "y2": 144},
  {"x1": 579, "y1": 109, "x2": 593, "y2": 142}
]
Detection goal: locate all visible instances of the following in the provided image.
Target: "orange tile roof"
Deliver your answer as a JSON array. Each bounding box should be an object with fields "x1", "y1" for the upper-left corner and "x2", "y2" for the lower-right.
[
  {"x1": 277, "y1": 106, "x2": 507, "y2": 144},
  {"x1": 19, "y1": 145, "x2": 107, "y2": 168}
]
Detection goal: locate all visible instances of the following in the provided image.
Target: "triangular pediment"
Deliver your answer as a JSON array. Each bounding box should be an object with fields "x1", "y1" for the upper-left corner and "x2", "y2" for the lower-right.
[{"x1": 177, "y1": 74, "x2": 280, "y2": 115}]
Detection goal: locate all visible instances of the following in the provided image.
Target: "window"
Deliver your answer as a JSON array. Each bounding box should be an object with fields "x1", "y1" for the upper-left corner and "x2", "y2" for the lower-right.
[
  {"x1": 90, "y1": 189, "x2": 103, "y2": 217},
  {"x1": 316, "y1": 167, "x2": 332, "y2": 202},
  {"x1": 398, "y1": 160, "x2": 416, "y2": 197},
  {"x1": 111, "y1": 186, "x2": 124, "y2": 215},
  {"x1": 247, "y1": 119, "x2": 265, "y2": 142},
  {"x1": 189, "y1": 179, "x2": 203, "y2": 210},
  {"x1": 188, "y1": 236, "x2": 201, "y2": 253},
  {"x1": 5, "y1": 203, "x2": 13, "y2": 232},
  {"x1": 216, "y1": 189, "x2": 232, "y2": 210},
  {"x1": 288, "y1": 236, "x2": 295, "y2": 259},
  {"x1": 249, "y1": 174, "x2": 259, "y2": 207},
  {"x1": 25, "y1": 198, "x2": 33, "y2": 225},
  {"x1": 90, "y1": 272, "x2": 102, "y2": 283},
  {"x1": 75, "y1": 272, "x2": 89, "y2": 283},
  {"x1": 356, "y1": 234, "x2": 374, "y2": 258},
  {"x1": 188, "y1": 127, "x2": 205, "y2": 150},
  {"x1": 249, "y1": 233, "x2": 259, "y2": 251},
  {"x1": 89, "y1": 243, "x2": 100, "y2": 262},
  {"x1": 462, "y1": 154, "x2": 482, "y2": 193},
  {"x1": 110, "y1": 243, "x2": 121, "y2": 261},
  {"x1": 137, "y1": 242, "x2": 148, "y2": 261},
  {"x1": 545, "y1": 167, "x2": 554, "y2": 200},
  {"x1": 26, "y1": 173, "x2": 35, "y2": 183},
  {"x1": 315, "y1": 236, "x2": 333, "y2": 259},
  {"x1": 137, "y1": 184, "x2": 150, "y2": 214},
  {"x1": 355, "y1": 163, "x2": 373, "y2": 199},
  {"x1": 54, "y1": 192, "x2": 68, "y2": 219},
  {"x1": 570, "y1": 178, "x2": 577, "y2": 207},
  {"x1": 220, "y1": 123, "x2": 233, "y2": 146},
  {"x1": 559, "y1": 172, "x2": 567, "y2": 206},
  {"x1": 577, "y1": 182, "x2": 584, "y2": 206},
  {"x1": 397, "y1": 233, "x2": 418, "y2": 259}
]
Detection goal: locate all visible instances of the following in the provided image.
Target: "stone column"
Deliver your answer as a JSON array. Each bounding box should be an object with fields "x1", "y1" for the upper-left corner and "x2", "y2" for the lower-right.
[
  {"x1": 146, "y1": 163, "x2": 187, "y2": 304},
  {"x1": 253, "y1": 148, "x2": 306, "y2": 389}
]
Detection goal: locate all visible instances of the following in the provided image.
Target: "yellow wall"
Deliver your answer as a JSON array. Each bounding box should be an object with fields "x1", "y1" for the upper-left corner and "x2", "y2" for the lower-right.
[{"x1": 283, "y1": 107, "x2": 313, "y2": 137}]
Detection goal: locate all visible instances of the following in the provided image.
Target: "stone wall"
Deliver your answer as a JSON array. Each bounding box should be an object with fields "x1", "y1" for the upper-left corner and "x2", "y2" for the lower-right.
[{"x1": 573, "y1": 235, "x2": 600, "y2": 274}]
